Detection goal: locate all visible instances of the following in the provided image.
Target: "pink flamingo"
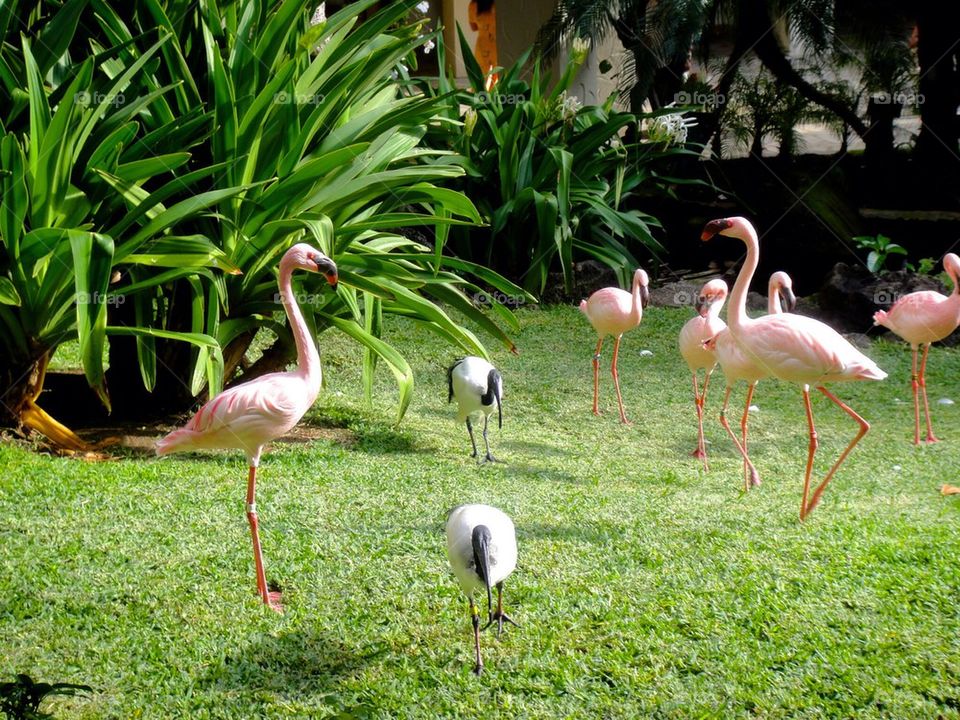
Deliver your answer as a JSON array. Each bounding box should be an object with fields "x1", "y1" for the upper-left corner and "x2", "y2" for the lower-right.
[
  {"x1": 873, "y1": 252, "x2": 960, "y2": 444},
  {"x1": 702, "y1": 217, "x2": 886, "y2": 519},
  {"x1": 678, "y1": 278, "x2": 728, "y2": 469},
  {"x1": 580, "y1": 268, "x2": 650, "y2": 423},
  {"x1": 707, "y1": 271, "x2": 796, "y2": 489},
  {"x1": 156, "y1": 244, "x2": 338, "y2": 611}
]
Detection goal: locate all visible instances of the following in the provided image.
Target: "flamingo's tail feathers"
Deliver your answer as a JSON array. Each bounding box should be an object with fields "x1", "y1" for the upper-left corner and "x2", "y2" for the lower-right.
[
  {"x1": 578, "y1": 299, "x2": 588, "y2": 314},
  {"x1": 155, "y1": 428, "x2": 194, "y2": 456},
  {"x1": 872, "y1": 310, "x2": 888, "y2": 326}
]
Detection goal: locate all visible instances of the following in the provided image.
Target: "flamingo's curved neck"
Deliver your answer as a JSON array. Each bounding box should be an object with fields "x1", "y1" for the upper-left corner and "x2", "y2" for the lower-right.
[
  {"x1": 279, "y1": 262, "x2": 321, "y2": 388},
  {"x1": 728, "y1": 221, "x2": 759, "y2": 330},
  {"x1": 768, "y1": 282, "x2": 781, "y2": 314},
  {"x1": 629, "y1": 271, "x2": 643, "y2": 323},
  {"x1": 708, "y1": 296, "x2": 726, "y2": 321}
]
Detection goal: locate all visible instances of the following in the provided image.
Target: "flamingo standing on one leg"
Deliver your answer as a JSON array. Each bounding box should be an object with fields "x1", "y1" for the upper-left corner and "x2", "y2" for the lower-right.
[
  {"x1": 707, "y1": 271, "x2": 796, "y2": 490},
  {"x1": 579, "y1": 268, "x2": 650, "y2": 423},
  {"x1": 873, "y1": 252, "x2": 960, "y2": 444},
  {"x1": 702, "y1": 217, "x2": 886, "y2": 519},
  {"x1": 156, "y1": 243, "x2": 338, "y2": 612},
  {"x1": 678, "y1": 279, "x2": 728, "y2": 469}
]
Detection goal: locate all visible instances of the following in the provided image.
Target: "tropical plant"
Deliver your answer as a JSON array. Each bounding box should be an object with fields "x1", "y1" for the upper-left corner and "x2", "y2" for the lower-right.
[
  {"x1": 0, "y1": 674, "x2": 91, "y2": 720},
  {"x1": 0, "y1": 0, "x2": 526, "y2": 444},
  {"x1": 535, "y1": 0, "x2": 712, "y2": 113},
  {"x1": 721, "y1": 64, "x2": 813, "y2": 158},
  {"x1": 415, "y1": 29, "x2": 697, "y2": 296},
  {"x1": 0, "y1": 11, "x2": 239, "y2": 448},
  {"x1": 853, "y1": 233, "x2": 908, "y2": 273},
  {"x1": 89, "y1": 0, "x2": 527, "y2": 423}
]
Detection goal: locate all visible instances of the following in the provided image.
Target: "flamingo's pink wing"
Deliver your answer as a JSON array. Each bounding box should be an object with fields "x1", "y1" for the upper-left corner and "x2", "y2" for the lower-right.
[
  {"x1": 744, "y1": 314, "x2": 883, "y2": 383},
  {"x1": 879, "y1": 291, "x2": 956, "y2": 345},
  {"x1": 182, "y1": 374, "x2": 313, "y2": 448}
]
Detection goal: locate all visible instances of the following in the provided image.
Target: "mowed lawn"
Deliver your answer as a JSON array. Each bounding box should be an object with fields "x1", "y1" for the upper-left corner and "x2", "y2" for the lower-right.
[{"x1": 2, "y1": 304, "x2": 959, "y2": 718}]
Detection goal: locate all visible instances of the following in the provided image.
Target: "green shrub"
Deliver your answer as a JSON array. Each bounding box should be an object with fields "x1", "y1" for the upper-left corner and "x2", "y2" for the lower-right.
[{"x1": 415, "y1": 29, "x2": 697, "y2": 296}]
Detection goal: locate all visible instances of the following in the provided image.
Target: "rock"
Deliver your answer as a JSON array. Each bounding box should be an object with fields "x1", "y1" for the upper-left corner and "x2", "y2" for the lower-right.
[
  {"x1": 817, "y1": 262, "x2": 949, "y2": 335},
  {"x1": 649, "y1": 280, "x2": 700, "y2": 308},
  {"x1": 842, "y1": 332, "x2": 873, "y2": 351},
  {"x1": 542, "y1": 260, "x2": 619, "y2": 305}
]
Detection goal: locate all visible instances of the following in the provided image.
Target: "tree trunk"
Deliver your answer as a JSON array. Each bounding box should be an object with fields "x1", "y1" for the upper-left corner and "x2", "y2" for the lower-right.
[
  {"x1": 0, "y1": 353, "x2": 91, "y2": 450},
  {"x1": 701, "y1": 0, "x2": 868, "y2": 149},
  {"x1": 915, "y1": 3, "x2": 960, "y2": 172}
]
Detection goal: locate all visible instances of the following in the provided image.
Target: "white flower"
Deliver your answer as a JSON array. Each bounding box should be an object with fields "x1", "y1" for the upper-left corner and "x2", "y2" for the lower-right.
[
  {"x1": 644, "y1": 110, "x2": 694, "y2": 146},
  {"x1": 423, "y1": 39, "x2": 435, "y2": 54},
  {"x1": 416, "y1": 1, "x2": 430, "y2": 13},
  {"x1": 571, "y1": 36, "x2": 590, "y2": 64},
  {"x1": 556, "y1": 91, "x2": 581, "y2": 121},
  {"x1": 639, "y1": 350, "x2": 653, "y2": 357},
  {"x1": 310, "y1": 2, "x2": 326, "y2": 25},
  {"x1": 464, "y1": 107, "x2": 478, "y2": 137}
]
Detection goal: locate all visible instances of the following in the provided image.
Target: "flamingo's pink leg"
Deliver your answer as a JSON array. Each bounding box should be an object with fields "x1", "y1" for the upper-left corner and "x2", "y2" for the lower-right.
[
  {"x1": 246, "y1": 466, "x2": 282, "y2": 612},
  {"x1": 910, "y1": 346, "x2": 921, "y2": 445},
  {"x1": 719, "y1": 386, "x2": 760, "y2": 490},
  {"x1": 691, "y1": 372, "x2": 708, "y2": 468},
  {"x1": 800, "y1": 386, "x2": 819, "y2": 519},
  {"x1": 611, "y1": 335, "x2": 630, "y2": 424},
  {"x1": 592, "y1": 337, "x2": 604, "y2": 416},
  {"x1": 918, "y1": 343, "x2": 939, "y2": 444},
  {"x1": 801, "y1": 386, "x2": 870, "y2": 520},
  {"x1": 741, "y1": 381, "x2": 759, "y2": 488}
]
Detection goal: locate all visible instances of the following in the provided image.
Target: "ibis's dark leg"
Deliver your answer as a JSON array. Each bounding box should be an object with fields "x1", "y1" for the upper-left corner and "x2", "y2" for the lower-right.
[
  {"x1": 465, "y1": 417, "x2": 479, "y2": 459},
  {"x1": 484, "y1": 582, "x2": 519, "y2": 638},
  {"x1": 470, "y1": 597, "x2": 483, "y2": 674},
  {"x1": 482, "y1": 415, "x2": 497, "y2": 463}
]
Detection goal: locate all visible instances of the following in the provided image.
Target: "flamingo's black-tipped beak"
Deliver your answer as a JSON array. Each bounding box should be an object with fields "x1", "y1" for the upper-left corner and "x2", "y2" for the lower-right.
[
  {"x1": 694, "y1": 294, "x2": 707, "y2": 316},
  {"x1": 640, "y1": 285, "x2": 650, "y2": 309},
  {"x1": 783, "y1": 286, "x2": 797, "y2": 312},
  {"x1": 701, "y1": 218, "x2": 733, "y2": 241},
  {"x1": 313, "y1": 255, "x2": 338, "y2": 290}
]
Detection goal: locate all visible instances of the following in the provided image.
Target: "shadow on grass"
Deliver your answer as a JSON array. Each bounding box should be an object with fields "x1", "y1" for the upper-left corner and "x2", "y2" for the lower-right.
[
  {"x1": 203, "y1": 627, "x2": 387, "y2": 700},
  {"x1": 518, "y1": 521, "x2": 624, "y2": 546}
]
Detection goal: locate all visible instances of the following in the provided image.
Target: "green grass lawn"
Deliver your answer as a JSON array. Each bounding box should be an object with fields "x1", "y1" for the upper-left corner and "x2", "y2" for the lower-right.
[{"x1": 3, "y1": 305, "x2": 960, "y2": 718}]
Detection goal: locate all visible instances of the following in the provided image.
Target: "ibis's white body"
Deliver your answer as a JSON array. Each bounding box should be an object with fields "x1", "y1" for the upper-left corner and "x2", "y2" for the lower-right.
[
  {"x1": 450, "y1": 356, "x2": 501, "y2": 422},
  {"x1": 446, "y1": 504, "x2": 517, "y2": 596}
]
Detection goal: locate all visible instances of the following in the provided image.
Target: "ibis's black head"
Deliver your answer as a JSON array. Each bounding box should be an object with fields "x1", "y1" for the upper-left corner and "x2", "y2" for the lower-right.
[
  {"x1": 482, "y1": 368, "x2": 503, "y2": 429},
  {"x1": 471, "y1": 524, "x2": 494, "y2": 624}
]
